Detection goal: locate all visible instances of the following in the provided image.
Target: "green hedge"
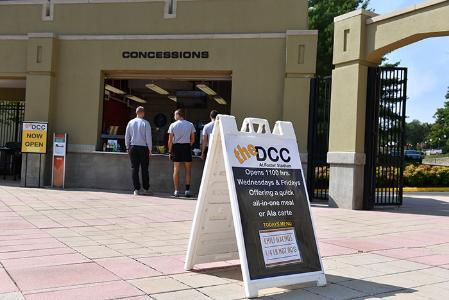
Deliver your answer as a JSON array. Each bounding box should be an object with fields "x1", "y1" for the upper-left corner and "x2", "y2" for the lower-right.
[
  {"x1": 311, "y1": 164, "x2": 449, "y2": 187},
  {"x1": 404, "y1": 164, "x2": 449, "y2": 187}
]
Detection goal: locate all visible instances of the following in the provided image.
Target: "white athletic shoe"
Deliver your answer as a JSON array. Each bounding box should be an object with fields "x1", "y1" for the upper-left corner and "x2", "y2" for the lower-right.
[
  {"x1": 185, "y1": 190, "x2": 192, "y2": 198},
  {"x1": 133, "y1": 190, "x2": 140, "y2": 196},
  {"x1": 173, "y1": 191, "x2": 180, "y2": 197}
]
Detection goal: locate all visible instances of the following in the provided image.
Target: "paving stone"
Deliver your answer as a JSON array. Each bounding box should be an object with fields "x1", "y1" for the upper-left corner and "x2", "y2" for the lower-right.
[
  {"x1": 152, "y1": 289, "x2": 210, "y2": 300},
  {"x1": 270, "y1": 289, "x2": 328, "y2": 299},
  {"x1": 373, "y1": 248, "x2": 436, "y2": 259},
  {"x1": 24, "y1": 281, "x2": 143, "y2": 300},
  {"x1": 409, "y1": 254, "x2": 449, "y2": 266},
  {"x1": 0, "y1": 248, "x2": 75, "y2": 260},
  {"x1": 0, "y1": 292, "x2": 25, "y2": 300},
  {"x1": 198, "y1": 283, "x2": 246, "y2": 300},
  {"x1": 129, "y1": 276, "x2": 190, "y2": 294},
  {"x1": 1, "y1": 186, "x2": 449, "y2": 300},
  {"x1": 171, "y1": 272, "x2": 231, "y2": 288},
  {"x1": 414, "y1": 283, "x2": 449, "y2": 299},
  {"x1": 72, "y1": 245, "x2": 122, "y2": 259},
  {"x1": 0, "y1": 269, "x2": 18, "y2": 294},
  {"x1": 317, "y1": 242, "x2": 357, "y2": 257},
  {"x1": 95, "y1": 257, "x2": 162, "y2": 280},
  {"x1": 371, "y1": 290, "x2": 428, "y2": 299},
  {"x1": 118, "y1": 296, "x2": 152, "y2": 300},
  {"x1": 331, "y1": 253, "x2": 396, "y2": 266},
  {"x1": 8, "y1": 262, "x2": 119, "y2": 291},
  {"x1": 305, "y1": 283, "x2": 367, "y2": 300},
  {"x1": 137, "y1": 256, "x2": 186, "y2": 275},
  {"x1": 337, "y1": 279, "x2": 403, "y2": 295},
  {"x1": 2, "y1": 253, "x2": 90, "y2": 269}
]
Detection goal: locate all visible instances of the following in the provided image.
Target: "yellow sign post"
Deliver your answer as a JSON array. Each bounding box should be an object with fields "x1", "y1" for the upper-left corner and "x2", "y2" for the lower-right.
[
  {"x1": 21, "y1": 122, "x2": 48, "y2": 154},
  {"x1": 21, "y1": 121, "x2": 48, "y2": 187}
]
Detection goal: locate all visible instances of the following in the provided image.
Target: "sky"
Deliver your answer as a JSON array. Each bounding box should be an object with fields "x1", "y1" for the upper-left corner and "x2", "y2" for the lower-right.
[{"x1": 369, "y1": 0, "x2": 449, "y2": 123}]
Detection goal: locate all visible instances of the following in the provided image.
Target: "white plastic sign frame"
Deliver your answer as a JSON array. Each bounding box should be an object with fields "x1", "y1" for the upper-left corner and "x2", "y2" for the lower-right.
[{"x1": 185, "y1": 115, "x2": 326, "y2": 298}]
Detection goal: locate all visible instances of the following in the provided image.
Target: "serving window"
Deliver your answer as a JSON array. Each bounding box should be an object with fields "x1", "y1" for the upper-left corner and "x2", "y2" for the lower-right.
[{"x1": 100, "y1": 75, "x2": 232, "y2": 154}]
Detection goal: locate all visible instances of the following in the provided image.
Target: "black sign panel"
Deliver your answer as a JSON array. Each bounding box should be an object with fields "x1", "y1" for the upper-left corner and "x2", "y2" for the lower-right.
[{"x1": 232, "y1": 167, "x2": 322, "y2": 280}]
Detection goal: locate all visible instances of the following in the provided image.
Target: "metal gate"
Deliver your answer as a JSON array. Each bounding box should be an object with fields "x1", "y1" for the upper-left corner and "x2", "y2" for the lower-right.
[
  {"x1": 0, "y1": 101, "x2": 25, "y2": 146},
  {"x1": 307, "y1": 76, "x2": 331, "y2": 201},
  {"x1": 364, "y1": 67, "x2": 407, "y2": 209},
  {"x1": 0, "y1": 101, "x2": 25, "y2": 179}
]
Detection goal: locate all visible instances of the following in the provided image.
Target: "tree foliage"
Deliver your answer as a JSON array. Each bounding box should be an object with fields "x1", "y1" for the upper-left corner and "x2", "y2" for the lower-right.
[
  {"x1": 428, "y1": 88, "x2": 449, "y2": 151},
  {"x1": 405, "y1": 120, "x2": 431, "y2": 148},
  {"x1": 308, "y1": 0, "x2": 369, "y2": 77}
]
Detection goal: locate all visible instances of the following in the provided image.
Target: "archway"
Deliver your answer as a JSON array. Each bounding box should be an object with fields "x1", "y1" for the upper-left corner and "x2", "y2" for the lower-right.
[{"x1": 328, "y1": 0, "x2": 449, "y2": 209}]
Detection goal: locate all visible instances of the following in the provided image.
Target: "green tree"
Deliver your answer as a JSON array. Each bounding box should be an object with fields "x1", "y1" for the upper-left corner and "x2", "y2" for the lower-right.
[
  {"x1": 308, "y1": 0, "x2": 369, "y2": 77},
  {"x1": 405, "y1": 120, "x2": 432, "y2": 149},
  {"x1": 428, "y1": 88, "x2": 449, "y2": 151}
]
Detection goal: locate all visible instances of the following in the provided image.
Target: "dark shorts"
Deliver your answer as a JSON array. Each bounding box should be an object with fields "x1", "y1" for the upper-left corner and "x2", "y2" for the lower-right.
[{"x1": 171, "y1": 143, "x2": 192, "y2": 162}]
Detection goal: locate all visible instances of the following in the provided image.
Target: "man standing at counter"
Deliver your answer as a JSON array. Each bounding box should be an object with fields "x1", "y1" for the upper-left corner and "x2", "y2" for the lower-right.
[
  {"x1": 125, "y1": 106, "x2": 153, "y2": 196},
  {"x1": 168, "y1": 109, "x2": 196, "y2": 197},
  {"x1": 201, "y1": 110, "x2": 218, "y2": 160}
]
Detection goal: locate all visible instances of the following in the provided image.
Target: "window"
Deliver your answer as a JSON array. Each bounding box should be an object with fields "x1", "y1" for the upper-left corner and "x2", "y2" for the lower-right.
[{"x1": 101, "y1": 77, "x2": 232, "y2": 153}]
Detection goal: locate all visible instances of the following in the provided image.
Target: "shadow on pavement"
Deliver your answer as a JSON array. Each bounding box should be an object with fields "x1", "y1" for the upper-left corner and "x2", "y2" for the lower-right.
[
  {"x1": 0, "y1": 179, "x2": 21, "y2": 187},
  {"x1": 374, "y1": 193, "x2": 449, "y2": 217},
  {"x1": 192, "y1": 266, "x2": 417, "y2": 299}
]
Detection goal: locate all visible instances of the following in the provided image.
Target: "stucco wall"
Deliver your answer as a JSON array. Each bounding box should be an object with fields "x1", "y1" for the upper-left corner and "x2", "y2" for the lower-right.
[
  {"x1": 0, "y1": 1, "x2": 316, "y2": 154},
  {"x1": 1, "y1": 0, "x2": 316, "y2": 188},
  {"x1": 0, "y1": 0, "x2": 308, "y2": 35},
  {"x1": 49, "y1": 37, "x2": 287, "y2": 150}
]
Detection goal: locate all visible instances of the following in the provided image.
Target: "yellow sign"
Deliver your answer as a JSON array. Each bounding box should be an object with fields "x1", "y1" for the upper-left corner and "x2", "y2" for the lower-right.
[{"x1": 21, "y1": 122, "x2": 48, "y2": 154}]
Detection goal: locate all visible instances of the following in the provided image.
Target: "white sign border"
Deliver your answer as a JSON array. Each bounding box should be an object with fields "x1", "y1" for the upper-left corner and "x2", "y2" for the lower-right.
[{"x1": 185, "y1": 115, "x2": 326, "y2": 298}]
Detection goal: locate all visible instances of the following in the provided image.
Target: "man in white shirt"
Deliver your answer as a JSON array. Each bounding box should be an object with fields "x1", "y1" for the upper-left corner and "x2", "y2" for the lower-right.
[
  {"x1": 125, "y1": 106, "x2": 153, "y2": 196},
  {"x1": 201, "y1": 110, "x2": 218, "y2": 160},
  {"x1": 168, "y1": 109, "x2": 196, "y2": 197}
]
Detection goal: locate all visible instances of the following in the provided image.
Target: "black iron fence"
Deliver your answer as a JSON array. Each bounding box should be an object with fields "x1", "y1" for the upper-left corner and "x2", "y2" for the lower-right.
[
  {"x1": 0, "y1": 101, "x2": 25, "y2": 179},
  {"x1": 364, "y1": 67, "x2": 407, "y2": 209},
  {"x1": 307, "y1": 76, "x2": 332, "y2": 201},
  {"x1": 0, "y1": 101, "x2": 24, "y2": 146}
]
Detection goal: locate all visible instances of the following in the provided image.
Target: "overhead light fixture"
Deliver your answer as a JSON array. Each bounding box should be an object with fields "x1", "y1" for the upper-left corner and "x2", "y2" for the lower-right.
[
  {"x1": 214, "y1": 97, "x2": 227, "y2": 105},
  {"x1": 146, "y1": 83, "x2": 169, "y2": 95},
  {"x1": 127, "y1": 95, "x2": 147, "y2": 104},
  {"x1": 168, "y1": 96, "x2": 177, "y2": 102},
  {"x1": 196, "y1": 84, "x2": 217, "y2": 96},
  {"x1": 105, "y1": 84, "x2": 125, "y2": 95}
]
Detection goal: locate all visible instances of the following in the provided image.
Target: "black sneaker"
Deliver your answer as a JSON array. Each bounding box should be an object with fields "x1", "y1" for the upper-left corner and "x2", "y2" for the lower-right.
[{"x1": 185, "y1": 190, "x2": 192, "y2": 198}]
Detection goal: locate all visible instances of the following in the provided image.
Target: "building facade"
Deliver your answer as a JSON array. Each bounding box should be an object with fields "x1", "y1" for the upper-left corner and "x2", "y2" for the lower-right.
[{"x1": 0, "y1": 0, "x2": 317, "y2": 192}]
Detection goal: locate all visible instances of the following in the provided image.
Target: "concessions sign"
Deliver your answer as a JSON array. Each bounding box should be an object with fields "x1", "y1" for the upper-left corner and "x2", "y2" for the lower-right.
[
  {"x1": 21, "y1": 122, "x2": 48, "y2": 154},
  {"x1": 185, "y1": 116, "x2": 325, "y2": 298}
]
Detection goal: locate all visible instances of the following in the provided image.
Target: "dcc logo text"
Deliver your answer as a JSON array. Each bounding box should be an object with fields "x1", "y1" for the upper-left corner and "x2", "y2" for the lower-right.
[{"x1": 233, "y1": 144, "x2": 291, "y2": 164}]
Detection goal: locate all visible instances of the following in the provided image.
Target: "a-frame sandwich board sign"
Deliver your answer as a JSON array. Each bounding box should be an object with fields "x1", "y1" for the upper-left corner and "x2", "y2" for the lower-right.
[{"x1": 185, "y1": 115, "x2": 326, "y2": 298}]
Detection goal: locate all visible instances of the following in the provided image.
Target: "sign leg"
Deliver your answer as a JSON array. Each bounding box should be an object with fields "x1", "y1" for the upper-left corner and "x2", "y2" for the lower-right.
[
  {"x1": 24, "y1": 153, "x2": 28, "y2": 187},
  {"x1": 317, "y1": 274, "x2": 327, "y2": 287},
  {"x1": 245, "y1": 284, "x2": 258, "y2": 299},
  {"x1": 38, "y1": 153, "x2": 42, "y2": 188}
]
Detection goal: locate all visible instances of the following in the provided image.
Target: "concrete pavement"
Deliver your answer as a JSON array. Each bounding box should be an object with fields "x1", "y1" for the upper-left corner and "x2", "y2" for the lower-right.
[{"x1": 0, "y1": 185, "x2": 448, "y2": 299}]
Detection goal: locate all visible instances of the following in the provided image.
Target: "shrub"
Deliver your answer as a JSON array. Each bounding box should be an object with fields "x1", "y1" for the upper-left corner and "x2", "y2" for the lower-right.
[{"x1": 404, "y1": 164, "x2": 449, "y2": 187}]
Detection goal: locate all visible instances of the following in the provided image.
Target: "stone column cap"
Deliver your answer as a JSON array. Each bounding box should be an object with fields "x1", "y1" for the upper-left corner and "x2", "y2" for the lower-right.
[
  {"x1": 327, "y1": 152, "x2": 366, "y2": 165},
  {"x1": 334, "y1": 9, "x2": 378, "y2": 22}
]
